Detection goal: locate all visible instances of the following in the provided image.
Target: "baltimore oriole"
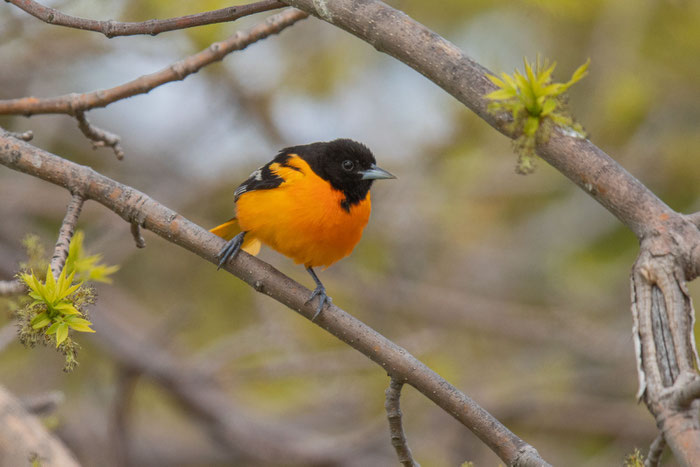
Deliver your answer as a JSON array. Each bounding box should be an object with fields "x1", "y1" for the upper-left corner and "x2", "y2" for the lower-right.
[{"x1": 211, "y1": 139, "x2": 395, "y2": 319}]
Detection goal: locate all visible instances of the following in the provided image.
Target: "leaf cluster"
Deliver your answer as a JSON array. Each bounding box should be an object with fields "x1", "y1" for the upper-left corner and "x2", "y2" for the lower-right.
[
  {"x1": 9, "y1": 231, "x2": 118, "y2": 372},
  {"x1": 486, "y1": 56, "x2": 589, "y2": 174}
]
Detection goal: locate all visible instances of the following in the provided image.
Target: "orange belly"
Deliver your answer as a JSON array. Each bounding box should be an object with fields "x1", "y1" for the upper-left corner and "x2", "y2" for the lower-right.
[{"x1": 235, "y1": 157, "x2": 371, "y2": 268}]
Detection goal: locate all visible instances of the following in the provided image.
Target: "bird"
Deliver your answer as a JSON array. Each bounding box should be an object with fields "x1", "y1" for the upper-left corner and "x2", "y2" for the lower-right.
[{"x1": 211, "y1": 139, "x2": 395, "y2": 320}]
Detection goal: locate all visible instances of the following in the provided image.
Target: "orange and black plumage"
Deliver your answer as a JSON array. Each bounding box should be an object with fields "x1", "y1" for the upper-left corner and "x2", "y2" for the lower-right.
[{"x1": 211, "y1": 139, "x2": 395, "y2": 319}]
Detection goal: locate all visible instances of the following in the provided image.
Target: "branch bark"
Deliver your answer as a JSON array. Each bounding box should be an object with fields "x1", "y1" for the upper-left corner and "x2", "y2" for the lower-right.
[
  {"x1": 49, "y1": 193, "x2": 84, "y2": 277},
  {"x1": 0, "y1": 279, "x2": 24, "y2": 296},
  {"x1": 6, "y1": 0, "x2": 286, "y2": 37},
  {"x1": 0, "y1": 385, "x2": 79, "y2": 467},
  {"x1": 74, "y1": 111, "x2": 124, "y2": 160},
  {"x1": 385, "y1": 379, "x2": 419, "y2": 467},
  {"x1": 0, "y1": 8, "x2": 308, "y2": 116},
  {"x1": 645, "y1": 434, "x2": 666, "y2": 467},
  {"x1": 0, "y1": 132, "x2": 550, "y2": 467}
]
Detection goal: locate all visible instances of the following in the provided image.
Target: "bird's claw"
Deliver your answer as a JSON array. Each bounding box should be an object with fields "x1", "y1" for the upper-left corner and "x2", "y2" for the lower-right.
[
  {"x1": 216, "y1": 232, "x2": 246, "y2": 270},
  {"x1": 306, "y1": 285, "x2": 332, "y2": 321}
]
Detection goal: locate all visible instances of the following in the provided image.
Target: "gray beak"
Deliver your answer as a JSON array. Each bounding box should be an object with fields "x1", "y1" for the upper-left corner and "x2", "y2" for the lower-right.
[{"x1": 360, "y1": 164, "x2": 396, "y2": 180}]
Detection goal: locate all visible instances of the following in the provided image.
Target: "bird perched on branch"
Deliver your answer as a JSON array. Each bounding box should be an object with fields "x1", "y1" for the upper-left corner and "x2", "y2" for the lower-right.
[{"x1": 211, "y1": 139, "x2": 395, "y2": 320}]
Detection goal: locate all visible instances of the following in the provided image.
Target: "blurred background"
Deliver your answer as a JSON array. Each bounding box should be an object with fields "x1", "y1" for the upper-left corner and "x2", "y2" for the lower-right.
[{"x1": 1, "y1": 0, "x2": 699, "y2": 465}]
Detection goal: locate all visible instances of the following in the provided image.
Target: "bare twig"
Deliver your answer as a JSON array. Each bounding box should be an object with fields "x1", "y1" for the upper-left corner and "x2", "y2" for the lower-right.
[
  {"x1": 0, "y1": 279, "x2": 24, "y2": 296},
  {"x1": 645, "y1": 433, "x2": 666, "y2": 467},
  {"x1": 385, "y1": 378, "x2": 419, "y2": 467},
  {"x1": 49, "y1": 193, "x2": 84, "y2": 277},
  {"x1": 0, "y1": 9, "x2": 309, "y2": 117},
  {"x1": 130, "y1": 222, "x2": 146, "y2": 249},
  {"x1": 6, "y1": 0, "x2": 286, "y2": 37},
  {"x1": 75, "y1": 111, "x2": 124, "y2": 160},
  {"x1": 0, "y1": 130, "x2": 551, "y2": 467}
]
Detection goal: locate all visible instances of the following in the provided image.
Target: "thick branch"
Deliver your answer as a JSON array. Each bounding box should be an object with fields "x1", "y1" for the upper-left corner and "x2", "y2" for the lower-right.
[
  {"x1": 0, "y1": 8, "x2": 308, "y2": 116},
  {"x1": 0, "y1": 133, "x2": 550, "y2": 467},
  {"x1": 281, "y1": 0, "x2": 675, "y2": 239},
  {"x1": 384, "y1": 379, "x2": 418, "y2": 467},
  {"x1": 49, "y1": 193, "x2": 84, "y2": 277},
  {"x1": 7, "y1": 0, "x2": 286, "y2": 37},
  {"x1": 0, "y1": 385, "x2": 79, "y2": 466}
]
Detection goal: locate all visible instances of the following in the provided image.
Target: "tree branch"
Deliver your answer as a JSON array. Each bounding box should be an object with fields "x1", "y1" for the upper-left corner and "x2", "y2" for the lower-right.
[
  {"x1": 0, "y1": 8, "x2": 309, "y2": 116},
  {"x1": 0, "y1": 132, "x2": 550, "y2": 467},
  {"x1": 0, "y1": 279, "x2": 24, "y2": 296},
  {"x1": 385, "y1": 378, "x2": 419, "y2": 467},
  {"x1": 645, "y1": 434, "x2": 666, "y2": 467},
  {"x1": 75, "y1": 111, "x2": 124, "y2": 160},
  {"x1": 49, "y1": 193, "x2": 84, "y2": 277},
  {"x1": 0, "y1": 385, "x2": 79, "y2": 466},
  {"x1": 130, "y1": 222, "x2": 146, "y2": 249},
  {"x1": 6, "y1": 0, "x2": 286, "y2": 37},
  {"x1": 671, "y1": 376, "x2": 700, "y2": 409}
]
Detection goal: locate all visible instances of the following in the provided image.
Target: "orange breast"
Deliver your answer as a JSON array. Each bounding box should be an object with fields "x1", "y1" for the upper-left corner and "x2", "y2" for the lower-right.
[{"x1": 235, "y1": 156, "x2": 371, "y2": 268}]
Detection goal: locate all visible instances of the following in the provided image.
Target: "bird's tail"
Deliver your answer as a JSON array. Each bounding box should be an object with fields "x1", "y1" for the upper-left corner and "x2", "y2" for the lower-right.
[{"x1": 210, "y1": 218, "x2": 261, "y2": 256}]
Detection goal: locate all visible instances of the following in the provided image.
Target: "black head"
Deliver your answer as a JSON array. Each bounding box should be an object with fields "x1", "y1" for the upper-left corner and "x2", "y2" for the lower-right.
[{"x1": 286, "y1": 139, "x2": 395, "y2": 210}]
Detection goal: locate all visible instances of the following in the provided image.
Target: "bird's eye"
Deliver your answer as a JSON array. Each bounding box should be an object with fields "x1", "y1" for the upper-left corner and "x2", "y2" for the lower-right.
[{"x1": 341, "y1": 160, "x2": 355, "y2": 171}]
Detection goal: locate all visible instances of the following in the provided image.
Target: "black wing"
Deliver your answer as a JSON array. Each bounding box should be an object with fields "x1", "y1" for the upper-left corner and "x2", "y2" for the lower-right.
[{"x1": 234, "y1": 151, "x2": 301, "y2": 202}]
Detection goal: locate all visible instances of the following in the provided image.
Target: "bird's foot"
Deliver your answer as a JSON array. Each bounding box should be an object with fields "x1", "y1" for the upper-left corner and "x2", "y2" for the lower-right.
[
  {"x1": 216, "y1": 231, "x2": 246, "y2": 270},
  {"x1": 306, "y1": 285, "x2": 332, "y2": 321}
]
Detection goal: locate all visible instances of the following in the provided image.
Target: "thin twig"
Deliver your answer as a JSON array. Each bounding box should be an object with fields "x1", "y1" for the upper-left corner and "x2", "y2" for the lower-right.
[
  {"x1": 0, "y1": 280, "x2": 24, "y2": 296},
  {"x1": 0, "y1": 9, "x2": 309, "y2": 116},
  {"x1": 6, "y1": 0, "x2": 286, "y2": 37},
  {"x1": 75, "y1": 111, "x2": 124, "y2": 160},
  {"x1": 130, "y1": 222, "x2": 146, "y2": 249},
  {"x1": 50, "y1": 193, "x2": 84, "y2": 277},
  {"x1": 645, "y1": 433, "x2": 666, "y2": 467},
  {"x1": 385, "y1": 378, "x2": 419, "y2": 467}
]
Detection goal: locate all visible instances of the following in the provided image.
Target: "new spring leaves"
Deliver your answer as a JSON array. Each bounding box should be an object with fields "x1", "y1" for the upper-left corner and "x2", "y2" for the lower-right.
[
  {"x1": 16, "y1": 231, "x2": 118, "y2": 370},
  {"x1": 23, "y1": 266, "x2": 94, "y2": 346},
  {"x1": 486, "y1": 57, "x2": 590, "y2": 173}
]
